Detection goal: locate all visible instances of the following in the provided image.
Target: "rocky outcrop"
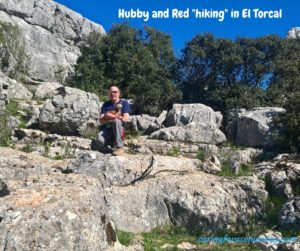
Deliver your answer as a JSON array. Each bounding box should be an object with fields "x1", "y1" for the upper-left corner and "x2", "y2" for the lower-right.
[
  {"x1": 0, "y1": 0, "x2": 105, "y2": 82},
  {"x1": 150, "y1": 124, "x2": 226, "y2": 144},
  {"x1": 255, "y1": 159, "x2": 300, "y2": 200},
  {"x1": 0, "y1": 173, "x2": 118, "y2": 251},
  {"x1": 150, "y1": 104, "x2": 226, "y2": 144},
  {"x1": 288, "y1": 27, "x2": 300, "y2": 39},
  {"x1": 67, "y1": 152, "x2": 267, "y2": 234},
  {"x1": 39, "y1": 86, "x2": 102, "y2": 137},
  {"x1": 0, "y1": 72, "x2": 32, "y2": 113},
  {"x1": 279, "y1": 196, "x2": 300, "y2": 230},
  {"x1": 164, "y1": 104, "x2": 222, "y2": 128},
  {"x1": 226, "y1": 107, "x2": 286, "y2": 148},
  {"x1": 34, "y1": 82, "x2": 63, "y2": 99}
]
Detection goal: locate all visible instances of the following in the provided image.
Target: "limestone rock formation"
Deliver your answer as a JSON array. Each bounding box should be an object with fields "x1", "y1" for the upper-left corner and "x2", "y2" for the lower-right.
[
  {"x1": 164, "y1": 103, "x2": 222, "y2": 128},
  {"x1": 255, "y1": 159, "x2": 300, "y2": 200},
  {"x1": 0, "y1": 72, "x2": 32, "y2": 113},
  {"x1": 288, "y1": 27, "x2": 300, "y2": 39},
  {"x1": 279, "y1": 196, "x2": 300, "y2": 230},
  {"x1": 150, "y1": 124, "x2": 226, "y2": 144},
  {"x1": 67, "y1": 152, "x2": 267, "y2": 234},
  {"x1": 150, "y1": 104, "x2": 226, "y2": 144},
  {"x1": 0, "y1": 173, "x2": 117, "y2": 251},
  {"x1": 39, "y1": 86, "x2": 102, "y2": 136},
  {"x1": 0, "y1": 0, "x2": 105, "y2": 82},
  {"x1": 226, "y1": 107, "x2": 286, "y2": 148}
]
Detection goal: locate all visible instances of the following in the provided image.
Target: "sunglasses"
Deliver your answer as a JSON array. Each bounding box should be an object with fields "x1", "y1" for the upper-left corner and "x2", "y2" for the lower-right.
[{"x1": 110, "y1": 91, "x2": 119, "y2": 94}]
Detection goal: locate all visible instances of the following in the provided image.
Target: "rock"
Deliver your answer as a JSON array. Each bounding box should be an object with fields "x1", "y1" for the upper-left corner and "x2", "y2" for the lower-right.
[
  {"x1": 270, "y1": 171, "x2": 294, "y2": 199},
  {"x1": 279, "y1": 196, "x2": 300, "y2": 230},
  {"x1": 0, "y1": 0, "x2": 105, "y2": 82},
  {"x1": 7, "y1": 116, "x2": 20, "y2": 133},
  {"x1": 34, "y1": 82, "x2": 63, "y2": 99},
  {"x1": 127, "y1": 114, "x2": 157, "y2": 133},
  {"x1": 0, "y1": 178, "x2": 9, "y2": 197},
  {"x1": 0, "y1": 147, "x2": 69, "y2": 180},
  {"x1": 202, "y1": 155, "x2": 222, "y2": 174},
  {"x1": 177, "y1": 242, "x2": 198, "y2": 250},
  {"x1": 145, "y1": 110, "x2": 167, "y2": 134},
  {"x1": 256, "y1": 230, "x2": 283, "y2": 251},
  {"x1": 67, "y1": 153, "x2": 201, "y2": 187},
  {"x1": 255, "y1": 160, "x2": 300, "y2": 199},
  {"x1": 226, "y1": 107, "x2": 286, "y2": 148},
  {"x1": 68, "y1": 152, "x2": 267, "y2": 234},
  {"x1": 39, "y1": 86, "x2": 102, "y2": 136},
  {"x1": 150, "y1": 124, "x2": 226, "y2": 144},
  {"x1": 0, "y1": 173, "x2": 118, "y2": 251},
  {"x1": 0, "y1": 72, "x2": 33, "y2": 103},
  {"x1": 165, "y1": 103, "x2": 222, "y2": 128},
  {"x1": 288, "y1": 27, "x2": 300, "y2": 39},
  {"x1": 125, "y1": 137, "x2": 219, "y2": 157},
  {"x1": 106, "y1": 173, "x2": 267, "y2": 233}
]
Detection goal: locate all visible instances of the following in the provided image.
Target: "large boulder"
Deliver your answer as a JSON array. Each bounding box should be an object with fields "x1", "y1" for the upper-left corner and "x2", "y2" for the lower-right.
[
  {"x1": 226, "y1": 107, "x2": 286, "y2": 148},
  {"x1": 150, "y1": 104, "x2": 226, "y2": 144},
  {"x1": 39, "y1": 86, "x2": 102, "y2": 136},
  {"x1": 67, "y1": 152, "x2": 267, "y2": 234},
  {"x1": 288, "y1": 27, "x2": 300, "y2": 39},
  {"x1": 0, "y1": 173, "x2": 118, "y2": 251},
  {"x1": 0, "y1": 0, "x2": 105, "y2": 82},
  {"x1": 164, "y1": 104, "x2": 222, "y2": 128},
  {"x1": 150, "y1": 124, "x2": 226, "y2": 144}
]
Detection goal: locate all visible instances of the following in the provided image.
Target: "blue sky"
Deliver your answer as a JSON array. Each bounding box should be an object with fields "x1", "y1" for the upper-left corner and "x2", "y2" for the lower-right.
[{"x1": 55, "y1": 0, "x2": 299, "y2": 54}]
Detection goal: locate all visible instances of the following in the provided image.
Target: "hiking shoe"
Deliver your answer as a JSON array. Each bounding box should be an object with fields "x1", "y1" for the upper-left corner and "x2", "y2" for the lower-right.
[{"x1": 112, "y1": 147, "x2": 124, "y2": 156}]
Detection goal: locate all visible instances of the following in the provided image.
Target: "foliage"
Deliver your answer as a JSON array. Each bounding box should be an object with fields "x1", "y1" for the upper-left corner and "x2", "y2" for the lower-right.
[
  {"x1": 218, "y1": 161, "x2": 253, "y2": 177},
  {"x1": 0, "y1": 100, "x2": 19, "y2": 147},
  {"x1": 166, "y1": 146, "x2": 180, "y2": 157},
  {"x1": 68, "y1": 22, "x2": 181, "y2": 115},
  {"x1": 116, "y1": 230, "x2": 134, "y2": 247},
  {"x1": 0, "y1": 22, "x2": 31, "y2": 82}
]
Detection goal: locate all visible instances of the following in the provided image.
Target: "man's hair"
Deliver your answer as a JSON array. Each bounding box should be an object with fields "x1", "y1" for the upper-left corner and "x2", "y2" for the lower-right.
[{"x1": 109, "y1": 84, "x2": 119, "y2": 90}]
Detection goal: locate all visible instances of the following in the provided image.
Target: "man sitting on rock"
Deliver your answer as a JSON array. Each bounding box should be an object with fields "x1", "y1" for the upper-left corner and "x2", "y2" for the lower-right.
[{"x1": 97, "y1": 85, "x2": 131, "y2": 156}]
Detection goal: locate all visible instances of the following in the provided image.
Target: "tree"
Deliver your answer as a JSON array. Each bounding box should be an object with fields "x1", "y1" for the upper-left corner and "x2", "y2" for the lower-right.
[
  {"x1": 177, "y1": 34, "x2": 283, "y2": 112},
  {"x1": 68, "y1": 23, "x2": 181, "y2": 115}
]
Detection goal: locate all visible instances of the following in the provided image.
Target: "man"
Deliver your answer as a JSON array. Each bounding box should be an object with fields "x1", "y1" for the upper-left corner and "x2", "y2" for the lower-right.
[{"x1": 97, "y1": 85, "x2": 131, "y2": 156}]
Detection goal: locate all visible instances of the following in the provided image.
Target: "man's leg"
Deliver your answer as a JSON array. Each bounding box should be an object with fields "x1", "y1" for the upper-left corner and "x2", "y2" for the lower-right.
[
  {"x1": 112, "y1": 119, "x2": 124, "y2": 155},
  {"x1": 96, "y1": 127, "x2": 114, "y2": 148}
]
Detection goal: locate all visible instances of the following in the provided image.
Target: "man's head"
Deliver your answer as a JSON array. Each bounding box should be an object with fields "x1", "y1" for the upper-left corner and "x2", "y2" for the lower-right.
[{"x1": 108, "y1": 85, "x2": 120, "y2": 103}]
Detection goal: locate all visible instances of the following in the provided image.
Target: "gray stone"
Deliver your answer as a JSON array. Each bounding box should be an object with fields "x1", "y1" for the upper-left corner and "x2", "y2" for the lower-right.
[
  {"x1": 0, "y1": 0, "x2": 105, "y2": 82},
  {"x1": 34, "y1": 82, "x2": 63, "y2": 99},
  {"x1": 255, "y1": 160, "x2": 300, "y2": 199},
  {"x1": 256, "y1": 230, "x2": 283, "y2": 251},
  {"x1": 0, "y1": 173, "x2": 118, "y2": 251},
  {"x1": 125, "y1": 137, "x2": 219, "y2": 157},
  {"x1": 202, "y1": 155, "x2": 221, "y2": 174},
  {"x1": 288, "y1": 27, "x2": 300, "y2": 39},
  {"x1": 165, "y1": 103, "x2": 222, "y2": 128},
  {"x1": 68, "y1": 152, "x2": 267, "y2": 234},
  {"x1": 39, "y1": 86, "x2": 102, "y2": 136},
  {"x1": 279, "y1": 196, "x2": 300, "y2": 230},
  {"x1": 127, "y1": 114, "x2": 157, "y2": 133},
  {"x1": 0, "y1": 71, "x2": 33, "y2": 102},
  {"x1": 150, "y1": 124, "x2": 226, "y2": 144},
  {"x1": 227, "y1": 107, "x2": 286, "y2": 148}
]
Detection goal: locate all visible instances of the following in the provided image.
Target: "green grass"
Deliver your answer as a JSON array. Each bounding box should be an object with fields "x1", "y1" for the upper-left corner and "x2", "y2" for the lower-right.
[
  {"x1": 117, "y1": 230, "x2": 134, "y2": 247},
  {"x1": 218, "y1": 161, "x2": 253, "y2": 177},
  {"x1": 196, "y1": 148, "x2": 206, "y2": 161},
  {"x1": 166, "y1": 146, "x2": 180, "y2": 157},
  {"x1": 141, "y1": 226, "x2": 261, "y2": 251}
]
